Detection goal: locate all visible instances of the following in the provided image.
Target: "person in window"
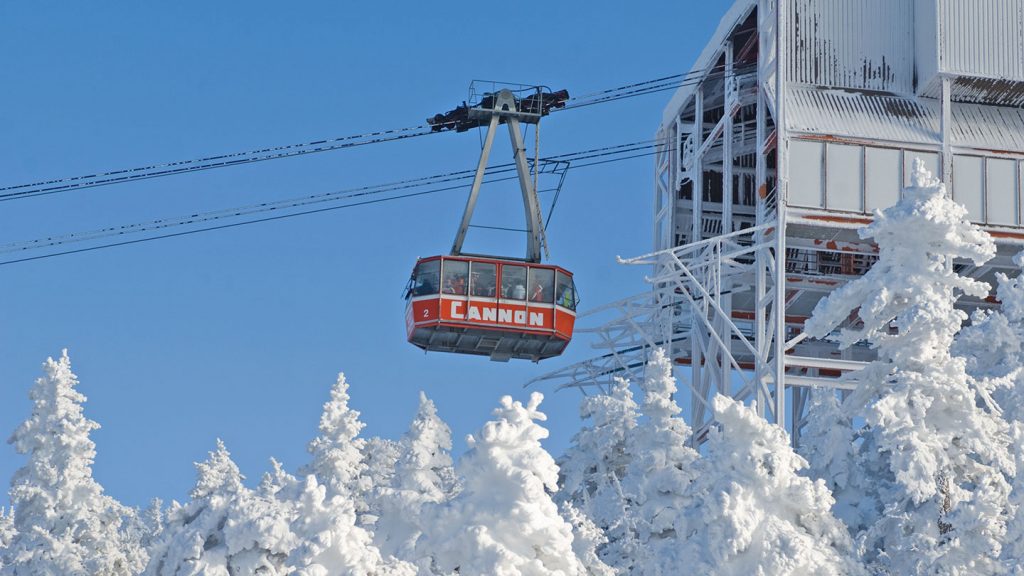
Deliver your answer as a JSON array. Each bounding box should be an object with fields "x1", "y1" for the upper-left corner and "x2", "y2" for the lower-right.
[
  {"x1": 530, "y1": 283, "x2": 545, "y2": 302},
  {"x1": 512, "y1": 284, "x2": 526, "y2": 300},
  {"x1": 416, "y1": 277, "x2": 435, "y2": 296},
  {"x1": 559, "y1": 286, "x2": 574, "y2": 308},
  {"x1": 446, "y1": 274, "x2": 466, "y2": 295}
]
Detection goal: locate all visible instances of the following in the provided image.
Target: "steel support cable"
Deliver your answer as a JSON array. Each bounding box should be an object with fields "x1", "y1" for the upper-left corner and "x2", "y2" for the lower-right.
[
  {"x1": 0, "y1": 63, "x2": 743, "y2": 202},
  {"x1": 0, "y1": 127, "x2": 442, "y2": 203},
  {"x1": 559, "y1": 63, "x2": 758, "y2": 111},
  {"x1": 1, "y1": 139, "x2": 665, "y2": 255},
  {"x1": 0, "y1": 143, "x2": 672, "y2": 266}
]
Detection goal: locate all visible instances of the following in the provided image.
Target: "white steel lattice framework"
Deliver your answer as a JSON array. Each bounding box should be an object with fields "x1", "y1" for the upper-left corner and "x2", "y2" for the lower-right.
[{"x1": 531, "y1": 0, "x2": 1024, "y2": 442}]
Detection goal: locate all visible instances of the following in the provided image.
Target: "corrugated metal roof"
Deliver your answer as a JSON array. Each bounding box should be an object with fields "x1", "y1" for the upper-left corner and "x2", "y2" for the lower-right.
[
  {"x1": 921, "y1": 76, "x2": 1024, "y2": 107},
  {"x1": 786, "y1": 88, "x2": 937, "y2": 146},
  {"x1": 952, "y1": 102, "x2": 1024, "y2": 152},
  {"x1": 787, "y1": 87, "x2": 1024, "y2": 154}
]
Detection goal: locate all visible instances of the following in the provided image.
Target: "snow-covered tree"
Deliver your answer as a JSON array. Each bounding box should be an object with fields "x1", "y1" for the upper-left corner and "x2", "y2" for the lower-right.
[
  {"x1": 144, "y1": 440, "x2": 296, "y2": 576},
  {"x1": 258, "y1": 458, "x2": 300, "y2": 501},
  {"x1": 138, "y1": 498, "x2": 166, "y2": 551},
  {"x1": 561, "y1": 502, "x2": 616, "y2": 576},
  {"x1": 559, "y1": 376, "x2": 637, "y2": 515},
  {"x1": 424, "y1": 393, "x2": 593, "y2": 575},
  {"x1": 620, "y1": 348, "x2": 699, "y2": 571},
  {"x1": 557, "y1": 376, "x2": 639, "y2": 572},
  {"x1": 955, "y1": 252, "x2": 1024, "y2": 424},
  {"x1": 287, "y1": 475, "x2": 415, "y2": 576},
  {"x1": 804, "y1": 161, "x2": 1014, "y2": 574},
  {"x1": 393, "y1": 392, "x2": 457, "y2": 502},
  {"x1": 302, "y1": 373, "x2": 369, "y2": 502},
  {"x1": 798, "y1": 389, "x2": 853, "y2": 488},
  {"x1": 2, "y1": 350, "x2": 145, "y2": 576},
  {"x1": 795, "y1": 388, "x2": 876, "y2": 529},
  {"x1": 363, "y1": 437, "x2": 402, "y2": 497},
  {"x1": 0, "y1": 507, "x2": 14, "y2": 551},
  {"x1": 374, "y1": 392, "x2": 457, "y2": 566},
  {"x1": 677, "y1": 395, "x2": 864, "y2": 576}
]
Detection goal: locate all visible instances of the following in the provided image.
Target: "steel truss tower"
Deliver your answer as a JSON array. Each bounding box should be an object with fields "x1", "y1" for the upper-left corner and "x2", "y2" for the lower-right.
[{"x1": 533, "y1": 0, "x2": 1024, "y2": 445}]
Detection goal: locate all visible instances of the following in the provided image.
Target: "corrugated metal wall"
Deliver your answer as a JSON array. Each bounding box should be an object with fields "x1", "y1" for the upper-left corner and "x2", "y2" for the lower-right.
[
  {"x1": 940, "y1": 0, "x2": 1024, "y2": 80},
  {"x1": 787, "y1": 0, "x2": 914, "y2": 94}
]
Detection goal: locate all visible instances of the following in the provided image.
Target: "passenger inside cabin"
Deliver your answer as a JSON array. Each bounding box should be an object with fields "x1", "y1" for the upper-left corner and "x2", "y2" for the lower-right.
[
  {"x1": 412, "y1": 260, "x2": 440, "y2": 297},
  {"x1": 528, "y1": 267, "x2": 555, "y2": 303},
  {"x1": 444, "y1": 274, "x2": 467, "y2": 296},
  {"x1": 559, "y1": 286, "x2": 574, "y2": 309},
  {"x1": 501, "y1": 265, "x2": 527, "y2": 300},
  {"x1": 530, "y1": 283, "x2": 544, "y2": 302},
  {"x1": 415, "y1": 277, "x2": 435, "y2": 296},
  {"x1": 471, "y1": 264, "x2": 497, "y2": 297}
]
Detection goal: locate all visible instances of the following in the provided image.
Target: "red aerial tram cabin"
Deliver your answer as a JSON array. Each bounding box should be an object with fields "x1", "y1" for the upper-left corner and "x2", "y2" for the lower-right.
[
  {"x1": 406, "y1": 83, "x2": 575, "y2": 361},
  {"x1": 405, "y1": 256, "x2": 577, "y2": 362}
]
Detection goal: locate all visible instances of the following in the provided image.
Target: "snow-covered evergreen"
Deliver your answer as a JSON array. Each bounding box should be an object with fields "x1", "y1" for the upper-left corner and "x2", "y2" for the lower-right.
[
  {"x1": 423, "y1": 392, "x2": 595, "y2": 576},
  {"x1": 678, "y1": 395, "x2": 864, "y2": 576},
  {"x1": 374, "y1": 392, "x2": 456, "y2": 567},
  {"x1": 302, "y1": 373, "x2": 369, "y2": 502},
  {"x1": 0, "y1": 507, "x2": 14, "y2": 551},
  {"x1": 287, "y1": 475, "x2": 415, "y2": 576},
  {"x1": 2, "y1": 350, "x2": 145, "y2": 576},
  {"x1": 620, "y1": 348, "x2": 699, "y2": 572},
  {"x1": 561, "y1": 502, "x2": 616, "y2": 576},
  {"x1": 144, "y1": 440, "x2": 296, "y2": 575},
  {"x1": 557, "y1": 376, "x2": 638, "y2": 572},
  {"x1": 804, "y1": 161, "x2": 1014, "y2": 574},
  {"x1": 955, "y1": 252, "x2": 1024, "y2": 423},
  {"x1": 795, "y1": 388, "x2": 874, "y2": 530}
]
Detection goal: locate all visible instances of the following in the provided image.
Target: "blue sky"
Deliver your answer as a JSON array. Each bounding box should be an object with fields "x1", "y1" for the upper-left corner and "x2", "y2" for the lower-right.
[{"x1": 0, "y1": 1, "x2": 733, "y2": 508}]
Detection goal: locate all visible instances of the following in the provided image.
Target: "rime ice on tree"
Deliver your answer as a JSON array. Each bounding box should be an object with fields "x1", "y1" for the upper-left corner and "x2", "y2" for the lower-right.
[
  {"x1": 424, "y1": 393, "x2": 595, "y2": 576},
  {"x1": 143, "y1": 440, "x2": 296, "y2": 576},
  {"x1": 804, "y1": 162, "x2": 1013, "y2": 574},
  {"x1": 302, "y1": 373, "x2": 369, "y2": 501},
  {"x1": 374, "y1": 392, "x2": 457, "y2": 567},
  {"x1": 677, "y1": 395, "x2": 864, "y2": 576},
  {"x1": 2, "y1": 350, "x2": 145, "y2": 576},
  {"x1": 557, "y1": 377, "x2": 639, "y2": 572},
  {"x1": 620, "y1": 348, "x2": 699, "y2": 570}
]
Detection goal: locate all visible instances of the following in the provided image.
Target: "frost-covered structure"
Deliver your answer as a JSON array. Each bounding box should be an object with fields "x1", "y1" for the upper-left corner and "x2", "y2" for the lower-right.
[
  {"x1": 535, "y1": 0, "x2": 1024, "y2": 450},
  {"x1": 2, "y1": 351, "x2": 145, "y2": 576},
  {"x1": 804, "y1": 164, "x2": 1013, "y2": 574}
]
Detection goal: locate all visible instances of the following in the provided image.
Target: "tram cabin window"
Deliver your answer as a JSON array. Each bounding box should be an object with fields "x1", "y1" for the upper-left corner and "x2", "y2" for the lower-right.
[
  {"x1": 502, "y1": 265, "x2": 527, "y2": 300},
  {"x1": 528, "y1": 267, "x2": 554, "y2": 303},
  {"x1": 442, "y1": 259, "x2": 469, "y2": 296},
  {"x1": 556, "y1": 271, "x2": 577, "y2": 310},
  {"x1": 413, "y1": 260, "x2": 440, "y2": 296},
  {"x1": 470, "y1": 262, "x2": 497, "y2": 297}
]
